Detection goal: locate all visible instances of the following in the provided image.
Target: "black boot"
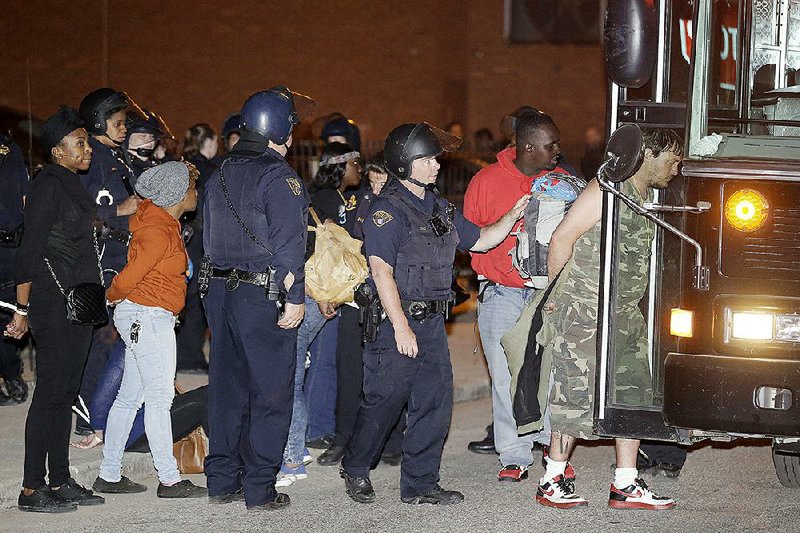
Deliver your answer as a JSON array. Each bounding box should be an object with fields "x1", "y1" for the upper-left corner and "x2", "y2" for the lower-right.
[
  {"x1": 5, "y1": 376, "x2": 28, "y2": 403},
  {"x1": 317, "y1": 445, "x2": 346, "y2": 466},
  {"x1": 52, "y1": 478, "x2": 105, "y2": 506},
  {"x1": 401, "y1": 485, "x2": 464, "y2": 505},
  {"x1": 467, "y1": 424, "x2": 496, "y2": 454},
  {"x1": 340, "y1": 468, "x2": 375, "y2": 503}
]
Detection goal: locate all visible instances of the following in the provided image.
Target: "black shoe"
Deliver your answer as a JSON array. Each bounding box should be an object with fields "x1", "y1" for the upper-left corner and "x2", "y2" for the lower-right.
[
  {"x1": 306, "y1": 435, "x2": 334, "y2": 449},
  {"x1": 340, "y1": 468, "x2": 375, "y2": 503},
  {"x1": 6, "y1": 376, "x2": 28, "y2": 403},
  {"x1": 92, "y1": 476, "x2": 148, "y2": 494},
  {"x1": 467, "y1": 424, "x2": 495, "y2": 454},
  {"x1": 209, "y1": 488, "x2": 244, "y2": 504},
  {"x1": 18, "y1": 487, "x2": 77, "y2": 513},
  {"x1": 52, "y1": 478, "x2": 105, "y2": 506},
  {"x1": 401, "y1": 485, "x2": 464, "y2": 505},
  {"x1": 317, "y1": 445, "x2": 346, "y2": 466},
  {"x1": 381, "y1": 451, "x2": 402, "y2": 467},
  {"x1": 157, "y1": 479, "x2": 207, "y2": 498},
  {"x1": 247, "y1": 493, "x2": 291, "y2": 511}
]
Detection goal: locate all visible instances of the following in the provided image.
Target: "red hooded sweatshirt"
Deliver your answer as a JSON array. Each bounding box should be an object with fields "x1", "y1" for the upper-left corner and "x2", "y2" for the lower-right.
[{"x1": 463, "y1": 146, "x2": 568, "y2": 288}]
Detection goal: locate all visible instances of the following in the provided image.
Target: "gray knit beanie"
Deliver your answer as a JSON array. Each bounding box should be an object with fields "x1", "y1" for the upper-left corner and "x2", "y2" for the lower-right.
[{"x1": 135, "y1": 161, "x2": 190, "y2": 207}]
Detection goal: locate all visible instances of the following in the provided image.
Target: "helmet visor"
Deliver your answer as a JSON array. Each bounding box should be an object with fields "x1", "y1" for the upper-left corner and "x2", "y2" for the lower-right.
[
  {"x1": 288, "y1": 90, "x2": 317, "y2": 124},
  {"x1": 401, "y1": 122, "x2": 462, "y2": 162},
  {"x1": 121, "y1": 92, "x2": 148, "y2": 125}
]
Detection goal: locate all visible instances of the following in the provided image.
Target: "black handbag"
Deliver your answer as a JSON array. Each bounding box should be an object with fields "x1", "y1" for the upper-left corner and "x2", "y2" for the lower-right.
[{"x1": 44, "y1": 233, "x2": 108, "y2": 326}]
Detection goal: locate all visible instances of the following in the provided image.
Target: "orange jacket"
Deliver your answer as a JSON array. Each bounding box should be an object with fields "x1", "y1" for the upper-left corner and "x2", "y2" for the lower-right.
[{"x1": 107, "y1": 200, "x2": 188, "y2": 315}]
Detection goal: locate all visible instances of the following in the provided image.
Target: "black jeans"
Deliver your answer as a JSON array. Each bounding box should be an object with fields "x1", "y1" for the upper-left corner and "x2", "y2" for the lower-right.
[{"x1": 23, "y1": 288, "x2": 93, "y2": 488}]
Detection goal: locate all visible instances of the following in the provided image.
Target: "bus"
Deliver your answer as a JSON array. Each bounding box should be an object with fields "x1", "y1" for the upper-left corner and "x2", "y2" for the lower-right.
[{"x1": 596, "y1": 0, "x2": 800, "y2": 486}]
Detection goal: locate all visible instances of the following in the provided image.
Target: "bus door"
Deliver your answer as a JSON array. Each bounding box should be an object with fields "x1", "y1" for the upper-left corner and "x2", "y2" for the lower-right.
[{"x1": 593, "y1": 0, "x2": 700, "y2": 441}]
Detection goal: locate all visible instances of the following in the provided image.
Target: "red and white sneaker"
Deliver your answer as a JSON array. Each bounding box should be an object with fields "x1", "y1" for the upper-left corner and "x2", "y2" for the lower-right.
[
  {"x1": 535, "y1": 475, "x2": 588, "y2": 509},
  {"x1": 608, "y1": 478, "x2": 676, "y2": 510},
  {"x1": 498, "y1": 464, "x2": 528, "y2": 482},
  {"x1": 541, "y1": 447, "x2": 576, "y2": 481}
]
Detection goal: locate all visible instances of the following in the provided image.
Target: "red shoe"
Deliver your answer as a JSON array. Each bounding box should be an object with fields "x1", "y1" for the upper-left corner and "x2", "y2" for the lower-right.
[
  {"x1": 541, "y1": 447, "x2": 576, "y2": 481},
  {"x1": 498, "y1": 464, "x2": 528, "y2": 482},
  {"x1": 608, "y1": 478, "x2": 676, "y2": 510},
  {"x1": 535, "y1": 475, "x2": 588, "y2": 509}
]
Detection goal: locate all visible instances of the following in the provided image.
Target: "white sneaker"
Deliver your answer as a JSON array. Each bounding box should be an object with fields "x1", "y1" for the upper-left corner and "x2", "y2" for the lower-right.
[
  {"x1": 303, "y1": 448, "x2": 313, "y2": 466},
  {"x1": 275, "y1": 472, "x2": 295, "y2": 488},
  {"x1": 535, "y1": 475, "x2": 588, "y2": 509},
  {"x1": 608, "y1": 478, "x2": 676, "y2": 510}
]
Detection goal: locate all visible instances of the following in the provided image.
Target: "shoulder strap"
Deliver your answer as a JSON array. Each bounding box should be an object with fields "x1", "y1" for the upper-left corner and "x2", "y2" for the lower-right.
[{"x1": 218, "y1": 160, "x2": 274, "y2": 256}]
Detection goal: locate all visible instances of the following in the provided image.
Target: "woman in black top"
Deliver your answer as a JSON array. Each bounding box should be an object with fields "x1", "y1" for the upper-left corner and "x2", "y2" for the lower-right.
[{"x1": 7, "y1": 107, "x2": 106, "y2": 512}]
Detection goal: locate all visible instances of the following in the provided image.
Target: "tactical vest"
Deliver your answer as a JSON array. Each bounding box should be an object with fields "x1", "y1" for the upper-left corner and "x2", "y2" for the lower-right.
[
  {"x1": 205, "y1": 152, "x2": 286, "y2": 268},
  {"x1": 383, "y1": 182, "x2": 459, "y2": 301},
  {"x1": 559, "y1": 179, "x2": 654, "y2": 312}
]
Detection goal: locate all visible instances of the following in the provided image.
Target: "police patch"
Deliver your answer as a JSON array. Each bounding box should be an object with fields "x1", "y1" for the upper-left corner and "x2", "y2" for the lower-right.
[
  {"x1": 371, "y1": 210, "x2": 393, "y2": 227},
  {"x1": 286, "y1": 178, "x2": 302, "y2": 196}
]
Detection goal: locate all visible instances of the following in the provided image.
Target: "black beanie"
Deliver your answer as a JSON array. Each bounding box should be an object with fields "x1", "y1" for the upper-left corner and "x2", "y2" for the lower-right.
[{"x1": 41, "y1": 106, "x2": 85, "y2": 152}]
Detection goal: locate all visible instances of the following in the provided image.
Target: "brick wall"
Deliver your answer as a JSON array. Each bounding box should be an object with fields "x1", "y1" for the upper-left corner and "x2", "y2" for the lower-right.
[{"x1": 0, "y1": 1, "x2": 605, "y2": 161}]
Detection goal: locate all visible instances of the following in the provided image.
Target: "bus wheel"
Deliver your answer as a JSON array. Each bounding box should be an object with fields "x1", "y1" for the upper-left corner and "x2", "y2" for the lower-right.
[{"x1": 773, "y1": 448, "x2": 800, "y2": 488}]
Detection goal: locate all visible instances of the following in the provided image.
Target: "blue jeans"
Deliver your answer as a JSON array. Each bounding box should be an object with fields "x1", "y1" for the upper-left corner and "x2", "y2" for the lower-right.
[
  {"x1": 283, "y1": 296, "x2": 328, "y2": 464},
  {"x1": 478, "y1": 283, "x2": 550, "y2": 468},
  {"x1": 99, "y1": 301, "x2": 181, "y2": 485},
  {"x1": 304, "y1": 313, "x2": 339, "y2": 440}
]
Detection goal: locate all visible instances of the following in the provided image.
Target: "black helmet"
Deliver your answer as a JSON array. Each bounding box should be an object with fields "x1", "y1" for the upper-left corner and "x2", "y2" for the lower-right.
[
  {"x1": 221, "y1": 113, "x2": 241, "y2": 139},
  {"x1": 79, "y1": 88, "x2": 128, "y2": 136},
  {"x1": 320, "y1": 113, "x2": 361, "y2": 151},
  {"x1": 384, "y1": 123, "x2": 461, "y2": 180}
]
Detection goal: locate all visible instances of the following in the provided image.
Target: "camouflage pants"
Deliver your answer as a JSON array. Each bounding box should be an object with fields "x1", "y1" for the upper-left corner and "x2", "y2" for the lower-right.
[{"x1": 548, "y1": 303, "x2": 653, "y2": 440}]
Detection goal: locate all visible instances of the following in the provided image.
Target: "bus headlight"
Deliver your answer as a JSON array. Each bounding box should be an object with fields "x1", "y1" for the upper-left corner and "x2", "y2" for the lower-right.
[
  {"x1": 730, "y1": 312, "x2": 774, "y2": 340},
  {"x1": 725, "y1": 310, "x2": 800, "y2": 343},
  {"x1": 670, "y1": 308, "x2": 693, "y2": 337},
  {"x1": 725, "y1": 189, "x2": 769, "y2": 232},
  {"x1": 777, "y1": 315, "x2": 800, "y2": 342}
]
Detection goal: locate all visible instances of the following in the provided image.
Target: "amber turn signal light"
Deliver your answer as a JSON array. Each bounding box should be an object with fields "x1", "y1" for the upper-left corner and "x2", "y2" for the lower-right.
[{"x1": 725, "y1": 189, "x2": 769, "y2": 232}]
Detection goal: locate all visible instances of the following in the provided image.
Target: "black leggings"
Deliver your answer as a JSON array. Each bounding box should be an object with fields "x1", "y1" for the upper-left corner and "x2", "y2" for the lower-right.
[
  {"x1": 23, "y1": 289, "x2": 93, "y2": 489},
  {"x1": 126, "y1": 385, "x2": 208, "y2": 452}
]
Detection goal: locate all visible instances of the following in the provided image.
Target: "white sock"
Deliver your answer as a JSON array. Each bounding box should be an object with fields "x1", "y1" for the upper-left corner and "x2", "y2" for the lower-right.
[
  {"x1": 614, "y1": 467, "x2": 638, "y2": 489},
  {"x1": 542, "y1": 456, "x2": 567, "y2": 483}
]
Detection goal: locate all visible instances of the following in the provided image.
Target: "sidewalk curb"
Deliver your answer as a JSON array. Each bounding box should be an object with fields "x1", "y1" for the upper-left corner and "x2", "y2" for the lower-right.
[
  {"x1": 0, "y1": 452, "x2": 154, "y2": 508},
  {"x1": 0, "y1": 380, "x2": 489, "y2": 508}
]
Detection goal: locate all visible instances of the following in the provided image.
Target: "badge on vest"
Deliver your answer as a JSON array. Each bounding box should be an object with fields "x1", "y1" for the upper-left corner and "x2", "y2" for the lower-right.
[
  {"x1": 96, "y1": 188, "x2": 114, "y2": 205},
  {"x1": 372, "y1": 210, "x2": 393, "y2": 227},
  {"x1": 286, "y1": 178, "x2": 302, "y2": 196}
]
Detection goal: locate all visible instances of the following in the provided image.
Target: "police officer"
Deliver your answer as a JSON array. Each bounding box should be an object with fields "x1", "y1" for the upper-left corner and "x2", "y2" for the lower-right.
[
  {"x1": 340, "y1": 123, "x2": 529, "y2": 505},
  {"x1": 73, "y1": 88, "x2": 142, "y2": 440},
  {"x1": 202, "y1": 87, "x2": 310, "y2": 511},
  {"x1": 0, "y1": 131, "x2": 30, "y2": 406},
  {"x1": 123, "y1": 110, "x2": 174, "y2": 177},
  {"x1": 212, "y1": 113, "x2": 241, "y2": 166},
  {"x1": 320, "y1": 113, "x2": 361, "y2": 151}
]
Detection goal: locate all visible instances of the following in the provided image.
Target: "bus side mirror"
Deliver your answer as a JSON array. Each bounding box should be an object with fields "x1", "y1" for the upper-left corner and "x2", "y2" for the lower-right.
[
  {"x1": 604, "y1": 0, "x2": 658, "y2": 88},
  {"x1": 602, "y1": 124, "x2": 644, "y2": 183}
]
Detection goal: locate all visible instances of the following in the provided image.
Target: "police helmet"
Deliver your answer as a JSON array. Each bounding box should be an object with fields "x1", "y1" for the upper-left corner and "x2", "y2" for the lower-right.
[
  {"x1": 79, "y1": 88, "x2": 128, "y2": 136},
  {"x1": 127, "y1": 110, "x2": 163, "y2": 138},
  {"x1": 321, "y1": 114, "x2": 361, "y2": 151},
  {"x1": 239, "y1": 87, "x2": 299, "y2": 145},
  {"x1": 384, "y1": 123, "x2": 461, "y2": 180},
  {"x1": 221, "y1": 113, "x2": 241, "y2": 139}
]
